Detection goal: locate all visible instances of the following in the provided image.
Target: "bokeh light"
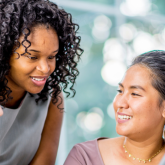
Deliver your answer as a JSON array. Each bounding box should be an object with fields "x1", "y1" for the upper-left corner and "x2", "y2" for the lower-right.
[
  {"x1": 84, "y1": 112, "x2": 103, "y2": 131},
  {"x1": 120, "y1": 0, "x2": 151, "y2": 16},
  {"x1": 103, "y1": 38, "x2": 125, "y2": 62},
  {"x1": 89, "y1": 107, "x2": 104, "y2": 118},
  {"x1": 133, "y1": 31, "x2": 154, "y2": 55},
  {"x1": 101, "y1": 60, "x2": 127, "y2": 86},
  {"x1": 76, "y1": 107, "x2": 104, "y2": 132},
  {"x1": 119, "y1": 23, "x2": 137, "y2": 42},
  {"x1": 76, "y1": 111, "x2": 87, "y2": 129},
  {"x1": 92, "y1": 15, "x2": 112, "y2": 42}
]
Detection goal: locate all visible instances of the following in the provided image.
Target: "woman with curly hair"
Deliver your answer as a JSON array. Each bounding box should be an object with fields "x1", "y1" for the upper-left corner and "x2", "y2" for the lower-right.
[{"x1": 0, "y1": 0, "x2": 83, "y2": 164}]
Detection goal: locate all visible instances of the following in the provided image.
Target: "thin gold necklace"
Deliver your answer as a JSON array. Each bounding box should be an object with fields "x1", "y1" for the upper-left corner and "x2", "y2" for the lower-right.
[{"x1": 123, "y1": 142, "x2": 165, "y2": 163}]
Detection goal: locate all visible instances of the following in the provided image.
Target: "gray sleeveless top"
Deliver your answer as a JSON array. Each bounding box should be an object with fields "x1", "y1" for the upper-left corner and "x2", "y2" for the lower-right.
[{"x1": 0, "y1": 93, "x2": 51, "y2": 165}]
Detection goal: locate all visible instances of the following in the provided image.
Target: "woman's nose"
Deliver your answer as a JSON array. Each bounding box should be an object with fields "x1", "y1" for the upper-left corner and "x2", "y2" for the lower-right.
[
  {"x1": 0, "y1": 106, "x2": 3, "y2": 116},
  {"x1": 36, "y1": 60, "x2": 50, "y2": 74},
  {"x1": 114, "y1": 94, "x2": 129, "y2": 110}
]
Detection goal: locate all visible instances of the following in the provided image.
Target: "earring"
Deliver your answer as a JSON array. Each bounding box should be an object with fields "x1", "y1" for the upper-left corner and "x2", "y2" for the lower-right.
[{"x1": 163, "y1": 125, "x2": 165, "y2": 139}]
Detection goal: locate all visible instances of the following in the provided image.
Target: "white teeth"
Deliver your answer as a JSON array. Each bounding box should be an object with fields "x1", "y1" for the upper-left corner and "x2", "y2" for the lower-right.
[
  {"x1": 32, "y1": 77, "x2": 44, "y2": 81},
  {"x1": 118, "y1": 115, "x2": 132, "y2": 120}
]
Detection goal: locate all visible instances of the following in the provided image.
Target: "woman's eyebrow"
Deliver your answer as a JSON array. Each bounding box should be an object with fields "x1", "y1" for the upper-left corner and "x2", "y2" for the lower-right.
[
  {"x1": 130, "y1": 85, "x2": 146, "y2": 91},
  {"x1": 118, "y1": 83, "x2": 124, "y2": 87},
  {"x1": 28, "y1": 49, "x2": 40, "y2": 53},
  {"x1": 28, "y1": 49, "x2": 59, "y2": 53},
  {"x1": 53, "y1": 49, "x2": 59, "y2": 53},
  {"x1": 118, "y1": 83, "x2": 145, "y2": 91}
]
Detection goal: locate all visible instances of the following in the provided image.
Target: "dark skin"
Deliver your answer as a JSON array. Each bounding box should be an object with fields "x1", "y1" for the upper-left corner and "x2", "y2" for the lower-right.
[
  {"x1": 5, "y1": 25, "x2": 63, "y2": 165},
  {"x1": 6, "y1": 26, "x2": 58, "y2": 107},
  {"x1": 29, "y1": 92, "x2": 63, "y2": 165}
]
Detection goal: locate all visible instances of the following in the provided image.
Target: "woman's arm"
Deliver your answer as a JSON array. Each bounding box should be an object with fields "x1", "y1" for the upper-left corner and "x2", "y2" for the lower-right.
[{"x1": 29, "y1": 92, "x2": 64, "y2": 165}]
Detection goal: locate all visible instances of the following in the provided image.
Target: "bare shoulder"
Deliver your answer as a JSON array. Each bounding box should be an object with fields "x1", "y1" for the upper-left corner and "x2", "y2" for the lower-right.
[
  {"x1": 49, "y1": 92, "x2": 64, "y2": 110},
  {"x1": 29, "y1": 92, "x2": 64, "y2": 165}
]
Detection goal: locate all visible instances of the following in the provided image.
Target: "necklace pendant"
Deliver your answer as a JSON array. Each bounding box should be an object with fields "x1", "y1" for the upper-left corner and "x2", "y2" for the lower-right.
[
  {"x1": 133, "y1": 157, "x2": 135, "y2": 160},
  {"x1": 149, "y1": 159, "x2": 151, "y2": 162},
  {"x1": 129, "y1": 154, "x2": 131, "y2": 157},
  {"x1": 143, "y1": 160, "x2": 146, "y2": 163}
]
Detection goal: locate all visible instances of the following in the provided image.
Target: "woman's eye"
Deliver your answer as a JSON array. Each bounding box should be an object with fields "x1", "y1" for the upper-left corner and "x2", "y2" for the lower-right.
[
  {"x1": 26, "y1": 56, "x2": 37, "y2": 60},
  {"x1": 117, "y1": 89, "x2": 123, "y2": 93},
  {"x1": 48, "y1": 56, "x2": 56, "y2": 59},
  {"x1": 132, "y1": 93, "x2": 140, "y2": 96}
]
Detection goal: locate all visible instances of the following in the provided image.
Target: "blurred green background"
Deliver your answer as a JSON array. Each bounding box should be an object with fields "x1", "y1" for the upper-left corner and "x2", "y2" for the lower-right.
[{"x1": 53, "y1": 0, "x2": 165, "y2": 164}]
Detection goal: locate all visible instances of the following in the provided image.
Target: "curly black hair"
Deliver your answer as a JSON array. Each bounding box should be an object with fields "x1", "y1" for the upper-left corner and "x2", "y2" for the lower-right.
[{"x1": 0, "y1": 0, "x2": 83, "y2": 107}]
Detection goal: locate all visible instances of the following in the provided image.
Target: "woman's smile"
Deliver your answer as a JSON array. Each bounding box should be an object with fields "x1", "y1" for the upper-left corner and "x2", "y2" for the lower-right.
[
  {"x1": 117, "y1": 112, "x2": 133, "y2": 124},
  {"x1": 30, "y1": 76, "x2": 48, "y2": 86}
]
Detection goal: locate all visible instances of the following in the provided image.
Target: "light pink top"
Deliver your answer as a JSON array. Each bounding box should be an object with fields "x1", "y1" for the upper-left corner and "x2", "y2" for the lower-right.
[
  {"x1": 64, "y1": 138, "x2": 165, "y2": 165},
  {"x1": 64, "y1": 138, "x2": 107, "y2": 165}
]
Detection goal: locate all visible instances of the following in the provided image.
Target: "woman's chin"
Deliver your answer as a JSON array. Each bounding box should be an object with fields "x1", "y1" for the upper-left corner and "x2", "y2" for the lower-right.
[
  {"x1": 27, "y1": 88, "x2": 44, "y2": 94},
  {"x1": 116, "y1": 126, "x2": 130, "y2": 136}
]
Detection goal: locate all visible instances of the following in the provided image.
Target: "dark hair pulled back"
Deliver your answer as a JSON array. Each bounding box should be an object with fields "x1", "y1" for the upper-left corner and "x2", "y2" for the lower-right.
[
  {"x1": 131, "y1": 50, "x2": 165, "y2": 104},
  {"x1": 0, "y1": 0, "x2": 83, "y2": 106}
]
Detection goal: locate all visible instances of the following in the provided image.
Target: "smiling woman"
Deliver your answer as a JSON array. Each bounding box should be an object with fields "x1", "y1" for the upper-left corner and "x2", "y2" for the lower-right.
[
  {"x1": 64, "y1": 50, "x2": 165, "y2": 165},
  {"x1": 6, "y1": 26, "x2": 59, "y2": 99},
  {"x1": 0, "y1": 0, "x2": 83, "y2": 165}
]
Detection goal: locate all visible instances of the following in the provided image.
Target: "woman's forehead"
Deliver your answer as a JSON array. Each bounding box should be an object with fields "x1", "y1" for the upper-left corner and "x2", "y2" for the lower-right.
[
  {"x1": 120, "y1": 65, "x2": 152, "y2": 88},
  {"x1": 17, "y1": 27, "x2": 59, "y2": 53}
]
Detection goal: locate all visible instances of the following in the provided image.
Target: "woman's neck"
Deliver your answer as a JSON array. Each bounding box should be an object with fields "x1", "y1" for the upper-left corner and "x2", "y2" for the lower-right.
[
  {"x1": 4, "y1": 79, "x2": 27, "y2": 108},
  {"x1": 4, "y1": 91, "x2": 27, "y2": 109},
  {"x1": 124, "y1": 135, "x2": 164, "y2": 163}
]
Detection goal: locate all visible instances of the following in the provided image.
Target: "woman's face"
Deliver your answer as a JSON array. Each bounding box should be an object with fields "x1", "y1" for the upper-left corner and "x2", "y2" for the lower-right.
[
  {"x1": 6, "y1": 26, "x2": 59, "y2": 94},
  {"x1": 113, "y1": 65, "x2": 165, "y2": 140}
]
